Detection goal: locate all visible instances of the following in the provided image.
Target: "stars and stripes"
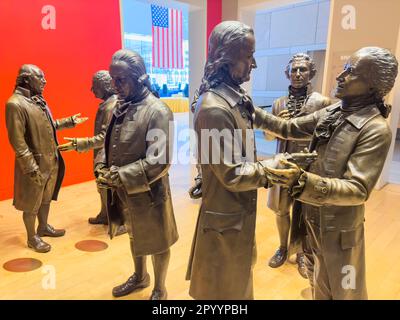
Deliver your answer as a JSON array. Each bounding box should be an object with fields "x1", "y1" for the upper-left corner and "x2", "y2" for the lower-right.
[{"x1": 151, "y1": 4, "x2": 183, "y2": 69}]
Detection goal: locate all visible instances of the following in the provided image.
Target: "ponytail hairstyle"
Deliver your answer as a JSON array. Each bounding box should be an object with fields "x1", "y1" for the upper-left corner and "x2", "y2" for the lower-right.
[
  {"x1": 357, "y1": 47, "x2": 398, "y2": 118},
  {"x1": 191, "y1": 21, "x2": 254, "y2": 112}
]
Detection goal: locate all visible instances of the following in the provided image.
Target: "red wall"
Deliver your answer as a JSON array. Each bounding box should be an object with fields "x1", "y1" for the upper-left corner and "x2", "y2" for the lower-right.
[
  {"x1": 0, "y1": 0, "x2": 221, "y2": 201},
  {"x1": 206, "y1": 0, "x2": 222, "y2": 51},
  {"x1": 0, "y1": 0, "x2": 122, "y2": 200}
]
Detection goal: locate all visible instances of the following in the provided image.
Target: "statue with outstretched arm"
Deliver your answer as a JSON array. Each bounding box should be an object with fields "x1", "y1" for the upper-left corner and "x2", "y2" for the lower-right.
[
  {"x1": 58, "y1": 71, "x2": 125, "y2": 234},
  {"x1": 255, "y1": 47, "x2": 398, "y2": 300},
  {"x1": 5, "y1": 64, "x2": 88, "y2": 253}
]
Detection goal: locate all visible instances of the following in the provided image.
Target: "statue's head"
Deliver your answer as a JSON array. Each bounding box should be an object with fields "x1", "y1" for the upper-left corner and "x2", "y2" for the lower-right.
[
  {"x1": 91, "y1": 70, "x2": 115, "y2": 100},
  {"x1": 205, "y1": 21, "x2": 257, "y2": 87},
  {"x1": 109, "y1": 49, "x2": 150, "y2": 101},
  {"x1": 335, "y1": 47, "x2": 398, "y2": 101},
  {"x1": 16, "y1": 64, "x2": 46, "y2": 96},
  {"x1": 285, "y1": 53, "x2": 316, "y2": 89}
]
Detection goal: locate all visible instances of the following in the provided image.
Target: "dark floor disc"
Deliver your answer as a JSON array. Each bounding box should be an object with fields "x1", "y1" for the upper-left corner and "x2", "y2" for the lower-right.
[
  {"x1": 300, "y1": 287, "x2": 313, "y2": 300},
  {"x1": 75, "y1": 240, "x2": 108, "y2": 252},
  {"x1": 3, "y1": 258, "x2": 43, "y2": 272}
]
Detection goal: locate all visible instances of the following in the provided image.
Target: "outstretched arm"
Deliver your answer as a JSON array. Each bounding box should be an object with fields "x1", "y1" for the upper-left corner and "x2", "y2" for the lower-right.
[
  {"x1": 55, "y1": 113, "x2": 88, "y2": 130},
  {"x1": 265, "y1": 122, "x2": 392, "y2": 207},
  {"x1": 58, "y1": 126, "x2": 107, "y2": 152},
  {"x1": 254, "y1": 106, "x2": 324, "y2": 140}
]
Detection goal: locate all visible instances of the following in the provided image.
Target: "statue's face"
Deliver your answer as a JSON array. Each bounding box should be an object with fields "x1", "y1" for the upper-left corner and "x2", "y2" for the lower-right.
[
  {"x1": 228, "y1": 33, "x2": 257, "y2": 85},
  {"x1": 91, "y1": 78, "x2": 106, "y2": 100},
  {"x1": 28, "y1": 67, "x2": 46, "y2": 95},
  {"x1": 288, "y1": 60, "x2": 311, "y2": 89},
  {"x1": 109, "y1": 61, "x2": 136, "y2": 101},
  {"x1": 335, "y1": 52, "x2": 372, "y2": 99}
]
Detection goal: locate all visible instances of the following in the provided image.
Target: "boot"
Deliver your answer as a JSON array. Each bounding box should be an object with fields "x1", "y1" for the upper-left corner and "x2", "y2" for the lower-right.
[
  {"x1": 37, "y1": 224, "x2": 66, "y2": 237},
  {"x1": 149, "y1": 289, "x2": 167, "y2": 300},
  {"x1": 112, "y1": 273, "x2": 150, "y2": 297},
  {"x1": 89, "y1": 191, "x2": 108, "y2": 225},
  {"x1": 268, "y1": 246, "x2": 288, "y2": 268},
  {"x1": 27, "y1": 235, "x2": 51, "y2": 253},
  {"x1": 88, "y1": 214, "x2": 108, "y2": 225},
  {"x1": 296, "y1": 253, "x2": 308, "y2": 279},
  {"x1": 115, "y1": 225, "x2": 127, "y2": 236}
]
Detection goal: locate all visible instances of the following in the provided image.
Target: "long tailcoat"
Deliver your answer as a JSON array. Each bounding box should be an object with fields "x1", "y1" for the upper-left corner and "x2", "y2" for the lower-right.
[
  {"x1": 6, "y1": 87, "x2": 75, "y2": 212},
  {"x1": 186, "y1": 83, "x2": 271, "y2": 300},
  {"x1": 97, "y1": 92, "x2": 178, "y2": 256},
  {"x1": 255, "y1": 103, "x2": 392, "y2": 299}
]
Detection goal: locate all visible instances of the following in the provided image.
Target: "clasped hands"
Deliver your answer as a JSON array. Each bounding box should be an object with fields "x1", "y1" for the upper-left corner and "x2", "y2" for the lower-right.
[
  {"x1": 95, "y1": 165, "x2": 123, "y2": 189},
  {"x1": 265, "y1": 148, "x2": 317, "y2": 188}
]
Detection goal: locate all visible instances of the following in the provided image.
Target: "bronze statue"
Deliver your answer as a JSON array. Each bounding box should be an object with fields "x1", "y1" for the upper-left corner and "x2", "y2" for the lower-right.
[
  {"x1": 186, "y1": 21, "x2": 285, "y2": 300},
  {"x1": 95, "y1": 49, "x2": 178, "y2": 300},
  {"x1": 265, "y1": 53, "x2": 331, "y2": 278},
  {"x1": 5, "y1": 64, "x2": 88, "y2": 252},
  {"x1": 256, "y1": 47, "x2": 398, "y2": 299},
  {"x1": 58, "y1": 70, "x2": 126, "y2": 235}
]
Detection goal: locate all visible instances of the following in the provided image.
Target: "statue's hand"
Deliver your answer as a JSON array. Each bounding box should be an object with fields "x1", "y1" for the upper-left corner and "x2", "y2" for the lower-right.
[
  {"x1": 29, "y1": 170, "x2": 44, "y2": 186},
  {"x1": 277, "y1": 109, "x2": 291, "y2": 120},
  {"x1": 95, "y1": 166, "x2": 110, "y2": 189},
  {"x1": 264, "y1": 159, "x2": 301, "y2": 188},
  {"x1": 97, "y1": 165, "x2": 122, "y2": 188},
  {"x1": 71, "y1": 113, "x2": 89, "y2": 125},
  {"x1": 285, "y1": 148, "x2": 318, "y2": 169},
  {"x1": 58, "y1": 137, "x2": 77, "y2": 152},
  {"x1": 188, "y1": 175, "x2": 202, "y2": 199}
]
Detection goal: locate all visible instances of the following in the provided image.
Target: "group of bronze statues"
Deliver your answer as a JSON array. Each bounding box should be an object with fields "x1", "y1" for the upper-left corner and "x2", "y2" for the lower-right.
[{"x1": 5, "y1": 20, "x2": 399, "y2": 300}]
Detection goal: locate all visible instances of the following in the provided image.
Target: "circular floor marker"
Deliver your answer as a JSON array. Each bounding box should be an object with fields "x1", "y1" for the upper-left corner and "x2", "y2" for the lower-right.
[
  {"x1": 3, "y1": 258, "x2": 43, "y2": 272},
  {"x1": 75, "y1": 240, "x2": 108, "y2": 252},
  {"x1": 300, "y1": 287, "x2": 313, "y2": 300}
]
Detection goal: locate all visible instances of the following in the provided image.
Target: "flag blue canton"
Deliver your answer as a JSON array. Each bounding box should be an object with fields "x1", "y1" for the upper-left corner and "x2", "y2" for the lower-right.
[{"x1": 151, "y1": 5, "x2": 168, "y2": 28}]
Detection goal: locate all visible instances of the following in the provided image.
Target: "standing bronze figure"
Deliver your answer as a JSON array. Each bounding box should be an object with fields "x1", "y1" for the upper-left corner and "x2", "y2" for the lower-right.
[
  {"x1": 257, "y1": 47, "x2": 398, "y2": 299},
  {"x1": 5, "y1": 64, "x2": 88, "y2": 252},
  {"x1": 58, "y1": 70, "x2": 126, "y2": 235},
  {"x1": 95, "y1": 50, "x2": 178, "y2": 300},
  {"x1": 265, "y1": 53, "x2": 331, "y2": 278},
  {"x1": 187, "y1": 21, "x2": 276, "y2": 300}
]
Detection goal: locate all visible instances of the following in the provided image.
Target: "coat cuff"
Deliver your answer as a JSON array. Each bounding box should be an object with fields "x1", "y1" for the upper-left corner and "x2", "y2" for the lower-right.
[
  {"x1": 17, "y1": 154, "x2": 39, "y2": 174},
  {"x1": 55, "y1": 117, "x2": 76, "y2": 130},
  {"x1": 76, "y1": 138, "x2": 90, "y2": 152},
  {"x1": 295, "y1": 172, "x2": 329, "y2": 205},
  {"x1": 118, "y1": 160, "x2": 151, "y2": 195}
]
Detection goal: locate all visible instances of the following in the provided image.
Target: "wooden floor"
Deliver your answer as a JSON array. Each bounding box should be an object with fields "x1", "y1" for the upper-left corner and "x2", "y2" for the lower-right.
[{"x1": 1, "y1": 162, "x2": 400, "y2": 300}]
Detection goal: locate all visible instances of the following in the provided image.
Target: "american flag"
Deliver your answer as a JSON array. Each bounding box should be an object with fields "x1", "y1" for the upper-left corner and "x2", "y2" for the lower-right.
[{"x1": 151, "y1": 4, "x2": 183, "y2": 69}]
